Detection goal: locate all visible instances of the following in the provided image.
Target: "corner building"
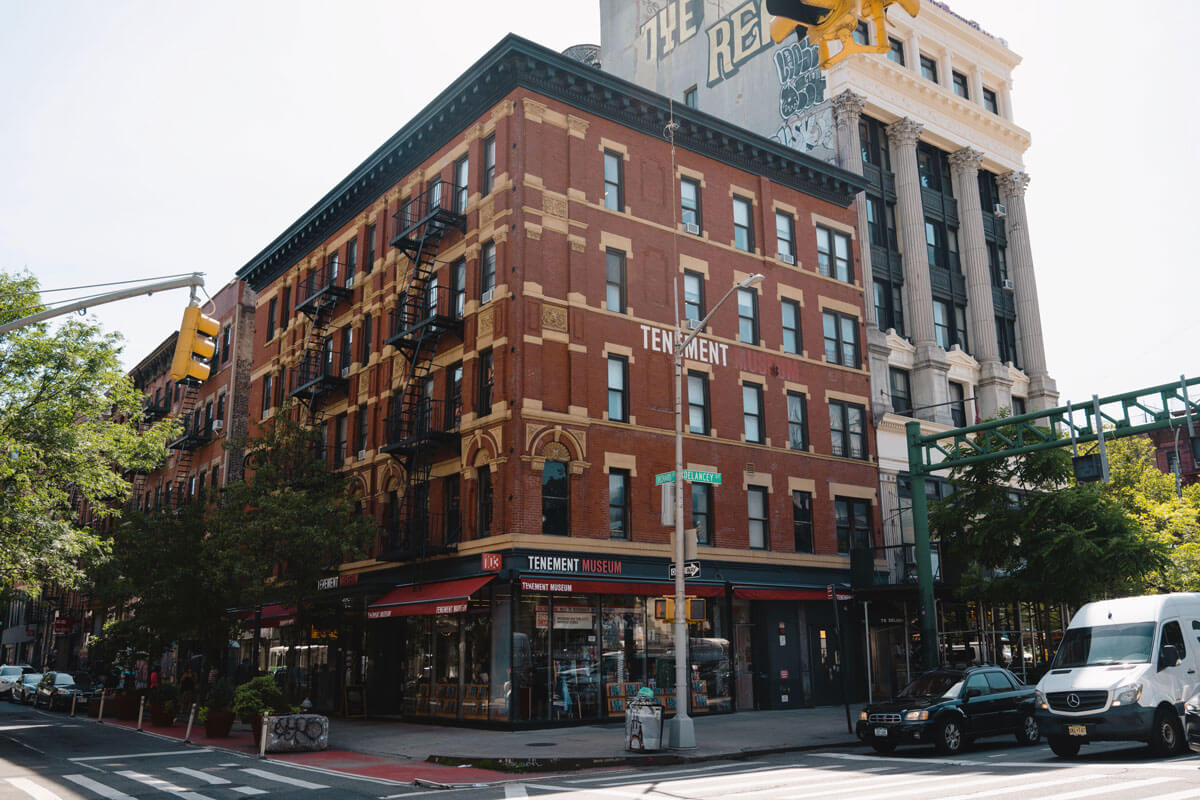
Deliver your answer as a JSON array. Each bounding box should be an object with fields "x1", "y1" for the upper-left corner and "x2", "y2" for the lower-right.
[{"x1": 237, "y1": 35, "x2": 877, "y2": 725}]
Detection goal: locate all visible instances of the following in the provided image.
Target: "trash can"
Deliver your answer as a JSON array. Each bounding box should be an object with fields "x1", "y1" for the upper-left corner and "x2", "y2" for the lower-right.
[{"x1": 625, "y1": 694, "x2": 663, "y2": 752}]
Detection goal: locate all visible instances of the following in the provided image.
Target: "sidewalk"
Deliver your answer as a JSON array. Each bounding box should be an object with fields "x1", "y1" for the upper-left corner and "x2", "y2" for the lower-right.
[{"x1": 86, "y1": 705, "x2": 862, "y2": 784}]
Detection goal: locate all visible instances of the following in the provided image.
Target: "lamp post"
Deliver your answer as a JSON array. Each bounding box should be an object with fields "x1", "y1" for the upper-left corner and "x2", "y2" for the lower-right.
[{"x1": 666, "y1": 272, "x2": 763, "y2": 749}]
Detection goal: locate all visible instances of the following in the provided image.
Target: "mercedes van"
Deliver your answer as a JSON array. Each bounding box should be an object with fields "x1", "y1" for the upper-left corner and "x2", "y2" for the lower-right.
[{"x1": 1034, "y1": 593, "x2": 1200, "y2": 757}]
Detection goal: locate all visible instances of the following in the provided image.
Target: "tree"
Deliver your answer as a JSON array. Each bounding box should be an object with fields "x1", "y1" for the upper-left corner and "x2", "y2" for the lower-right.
[
  {"x1": 930, "y1": 421, "x2": 1168, "y2": 607},
  {"x1": 0, "y1": 271, "x2": 176, "y2": 590}
]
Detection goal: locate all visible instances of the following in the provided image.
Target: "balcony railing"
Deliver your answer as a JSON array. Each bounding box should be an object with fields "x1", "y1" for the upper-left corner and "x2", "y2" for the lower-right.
[
  {"x1": 295, "y1": 260, "x2": 352, "y2": 316},
  {"x1": 852, "y1": 542, "x2": 942, "y2": 588},
  {"x1": 384, "y1": 284, "x2": 462, "y2": 349},
  {"x1": 380, "y1": 396, "x2": 460, "y2": 454},
  {"x1": 167, "y1": 418, "x2": 214, "y2": 451},
  {"x1": 390, "y1": 182, "x2": 467, "y2": 251},
  {"x1": 379, "y1": 507, "x2": 461, "y2": 562},
  {"x1": 290, "y1": 348, "x2": 349, "y2": 399},
  {"x1": 143, "y1": 395, "x2": 172, "y2": 422}
]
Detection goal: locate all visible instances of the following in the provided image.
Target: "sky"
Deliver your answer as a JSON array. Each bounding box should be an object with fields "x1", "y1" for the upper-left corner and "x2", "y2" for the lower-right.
[{"x1": 1, "y1": 1, "x2": 1196, "y2": 406}]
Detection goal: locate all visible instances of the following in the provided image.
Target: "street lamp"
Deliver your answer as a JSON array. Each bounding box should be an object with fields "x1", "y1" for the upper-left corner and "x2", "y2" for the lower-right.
[{"x1": 666, "y1": 271, "x2": 763, "y2": 749}]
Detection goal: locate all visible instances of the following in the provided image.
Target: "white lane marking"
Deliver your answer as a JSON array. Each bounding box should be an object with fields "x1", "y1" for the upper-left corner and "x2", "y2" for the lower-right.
[
  {"x1": 240, "y1": 767, "x2": 329, "y2": 789},
  {"x1": 230, "y1": 788, "x2": 269, "y2": 796},
  {"x1": 505, "y1": 784, "x2": 529, "y2": 798},
  {"x1": 0, "y1": 724, "x2": 53, "y2": 731},
  {"x1": 115, "y1": 770, "x2": 213, "y2": 800},
  {"x1": 62, "y1": 774, "x2": 136, "y2": 799},
  {"x1": 1151, "y1": 790, "x2": 1200, "y2": 800},
  {"x1": 3, "y1": 735, "x2": 44, "y2": 755},
  {"x1": 725, "y1": 770, "x2": 961, "y2": 800},
  {"x1": 852, "y1": 772, "x2": 1027, "y2": 800},
  {"x1": 567, "y1": 762, "x2": 772, "y2": 784},
  {"x1": 952, "y1": 773, "x2": 1090, "y2": 799},
  {"x1": 71, "y1": 748, "x2": 211, "y2": 761},
  {"x1": 5, "y1": 777, "x2": 63, "y2": 800},
  {"x1": 168, "y1": 766, "x2": 230, "y2": 784},
  {"x1": 1041, "y1": 777, "x2": 1175, "y2": 800},
  {"x1": 817, "y1": 751, "x2": 1200, "y2": 771}
]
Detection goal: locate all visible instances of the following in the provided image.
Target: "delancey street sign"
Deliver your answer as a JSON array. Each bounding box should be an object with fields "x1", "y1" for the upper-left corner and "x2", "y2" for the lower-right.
[{"x1": 655, "y1": 470, "x2": 722, "y2": 485}]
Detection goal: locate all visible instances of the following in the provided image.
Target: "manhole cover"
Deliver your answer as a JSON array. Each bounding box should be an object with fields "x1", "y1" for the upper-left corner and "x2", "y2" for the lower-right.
[{"x1": 526, "y1": 742, "x2": 557, "y2": 747}]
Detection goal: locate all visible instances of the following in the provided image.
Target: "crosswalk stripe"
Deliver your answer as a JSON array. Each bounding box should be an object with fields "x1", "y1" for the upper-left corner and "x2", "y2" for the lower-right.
[
  {"x1": 1041, "y1": 777, "x2": 1175, "y2": 800},
  {"x1": 5, "y1": 777, "x2": 62, "y2": 800},
  {"x1": 62, "y1": 774, "x2": 136, "y2": 800},
  {"x1": 568, "y1": 762, "x2": 771, "y2": 784},
  {"x1": 115, "y1": 769, "x2": 213, "y2": 800},
  {"x1": 230, "y1": 788, "x2": 269, "y2": 796},
  {"x1": 505, "y1": 784, "x2": 529, "y2": 798},
  {"x1": 1150, "y1": 789, "x2": 1200, "y2": 800},
  {"x1": 168, "y1": 767, "x2": 230, "y2": 785},
  {"x1": 949, "y1": 773, "x2": 1085, "y2": 799},
  {"x1": 240, "y1": 767, "x2": 329, "y2": 789}
]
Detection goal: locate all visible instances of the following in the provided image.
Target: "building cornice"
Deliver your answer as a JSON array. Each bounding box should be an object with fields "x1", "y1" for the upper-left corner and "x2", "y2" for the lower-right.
[
  {"x1": 236, "y1": 35, "x2": 868, "y2": 291},
  {"x1": 130, "y1": 333, "x2": 178, "y2": 388}
]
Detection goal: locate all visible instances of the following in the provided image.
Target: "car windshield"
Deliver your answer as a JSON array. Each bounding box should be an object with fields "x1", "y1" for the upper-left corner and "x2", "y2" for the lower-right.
[
  {"x1": 23, "y1": 675, "x2": 42, "y2": 686},
  {"x1": 1052, "y1": 622, "x2": 1155, "y2": 667},
  {"x1": 898, "y1": 672, "x2": 961, "y2": 698},
  {"x1": 0, "y1": 667, "x2": 22, "y2": 678},
  {"x1": 54, "y1": 675, "x2": 74, "y2": 686}
]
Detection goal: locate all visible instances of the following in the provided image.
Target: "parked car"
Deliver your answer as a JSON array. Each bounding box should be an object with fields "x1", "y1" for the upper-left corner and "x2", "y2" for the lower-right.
[
  {"x1": 11, "y1": 673, "x2": 43, "y2": 705},
  {"x1": 0, "y1": 665, "x2": 35, "y2": 699},
  {"x1": 33, "y1": 672, "x2": 81, "y2": 711},
  {"x1": 856, "y1": 665, "x2": 1039, "y2": 755}
]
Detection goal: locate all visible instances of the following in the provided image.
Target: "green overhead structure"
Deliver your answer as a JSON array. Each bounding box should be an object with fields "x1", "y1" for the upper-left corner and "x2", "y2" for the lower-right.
[{"x1": 906, "y1": 376, "x2": 1200, "y2": 670}]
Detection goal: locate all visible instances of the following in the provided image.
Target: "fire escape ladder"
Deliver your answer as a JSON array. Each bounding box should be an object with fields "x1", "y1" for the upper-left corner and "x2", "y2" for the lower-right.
[
  {"x1": 171, "y1": 383, "x2": 200, "y2": 506},
  {"x1": 291, "y1": 261, "x2": 350, "y2": 426}
]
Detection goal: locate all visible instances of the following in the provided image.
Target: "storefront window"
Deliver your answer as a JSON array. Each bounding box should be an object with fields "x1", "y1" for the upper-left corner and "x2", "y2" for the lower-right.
[
  {"x1": 515, "y1": 593, "x2": 551, "y2": 720},
  {"x1": 551, "y1": 595, "x2": 600, "y2": 720}
]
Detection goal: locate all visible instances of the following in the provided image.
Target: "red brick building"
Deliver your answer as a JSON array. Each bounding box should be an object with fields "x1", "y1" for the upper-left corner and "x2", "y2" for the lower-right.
[{"x1": 236, "y1": 35, "x2": 876, "y2": 724}]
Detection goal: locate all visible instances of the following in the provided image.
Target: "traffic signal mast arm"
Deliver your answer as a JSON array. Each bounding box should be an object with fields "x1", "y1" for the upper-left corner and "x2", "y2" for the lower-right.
[{"x1": 0, "y1": 273, "x2": 205, "y2": 336}]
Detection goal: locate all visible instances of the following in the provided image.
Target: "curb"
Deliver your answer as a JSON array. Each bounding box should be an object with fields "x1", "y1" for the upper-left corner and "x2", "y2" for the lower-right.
[{"x1": 427, "y1": 738, "x2": 864, "y2": 773}]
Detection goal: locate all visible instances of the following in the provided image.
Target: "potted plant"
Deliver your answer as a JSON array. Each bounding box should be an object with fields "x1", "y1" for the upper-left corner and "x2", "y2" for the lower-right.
[
  {"x1": 113, "y1": 688, "x2": 140, "y2": 721},
  {"x1": 232, "y1": 676, "x2": 289, "y2": 745},
  {"x1": 147, "y1": 683, "x2": 178, "y2": 727},
  {"x1": 201, "y1": 678, "x2": 236, "y2": 738}
]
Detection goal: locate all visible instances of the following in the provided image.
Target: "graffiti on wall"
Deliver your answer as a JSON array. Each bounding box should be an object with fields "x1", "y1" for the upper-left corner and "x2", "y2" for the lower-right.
[
  {"x1": 704, "y1": 0, "x2": 774, "y2": 87},
  {"x1": 770, "y1": 40, "x2": 832, "y2": 159},
  {"x1": 638, "y1": 0, "x2": 705, "y2": 64}
]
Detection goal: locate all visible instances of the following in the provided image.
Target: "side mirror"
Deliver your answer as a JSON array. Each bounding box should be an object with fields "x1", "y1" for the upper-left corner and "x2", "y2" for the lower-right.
[
  {"x1": 964, "y1": 687, "x2": 983, "y2": 700},
  {"x1": 1159, "y1": 644, "x2": 1181, "y2": 671}
]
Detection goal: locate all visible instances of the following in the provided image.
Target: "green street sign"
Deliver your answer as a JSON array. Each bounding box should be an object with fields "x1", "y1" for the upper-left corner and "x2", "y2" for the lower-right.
[
  {"x1": 655, "y1": 471, "x2": 676, "y2": 486},
  {"x1": 683, "y1": 470, "x2": 721, "y2": 484}
]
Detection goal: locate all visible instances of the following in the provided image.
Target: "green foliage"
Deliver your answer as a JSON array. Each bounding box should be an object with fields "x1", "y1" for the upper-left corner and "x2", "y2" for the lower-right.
[
  {"x1": 87, "y1": 617, "x2": 166, "y2": 673},
  {"x1": 207, "y1": 677, "x2": 235, "y2": 713},
  {"x1": 147, "y1": 682, "x2": 179, "y2": 712},
  {"x1": 232, "y1": 676, "x2": 289, "y2": 723},
  {"x1": 0, "y1": 270, "x2": 178, "y2": 590},
  {"x1": 931, "y1": 421, "x2": 1168, "y2": 607}
]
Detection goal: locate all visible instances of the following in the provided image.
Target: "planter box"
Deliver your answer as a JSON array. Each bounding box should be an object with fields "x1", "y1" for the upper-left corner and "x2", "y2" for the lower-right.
[
  {"x1": 262, "y1": 714, "x2": 329, "y2": 753},
  {"x1": 204, "y1": 711, "x2": 234, "y2": 738},
  {"x1": 112, "y1": 694, "x2": 139, "y2": 721},
  {"x1": 149, "y1": 705, "x2": 175, "y2": 727}
]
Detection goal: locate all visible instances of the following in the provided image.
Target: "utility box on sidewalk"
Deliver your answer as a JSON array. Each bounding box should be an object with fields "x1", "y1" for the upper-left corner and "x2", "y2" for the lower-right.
[{"x1": 625, "y1": 697, "x2": 663, "y2": 752}]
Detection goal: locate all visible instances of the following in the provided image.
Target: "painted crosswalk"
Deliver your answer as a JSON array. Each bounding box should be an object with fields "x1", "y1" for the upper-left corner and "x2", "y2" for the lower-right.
[{"x1": 4, "y1": 761, "x2": 348, "y2": 799}]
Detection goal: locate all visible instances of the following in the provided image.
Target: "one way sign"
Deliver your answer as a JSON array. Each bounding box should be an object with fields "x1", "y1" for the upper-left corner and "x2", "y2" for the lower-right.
[{"x1": 669, "y1": 561, "x2": 701, "y2": 579}]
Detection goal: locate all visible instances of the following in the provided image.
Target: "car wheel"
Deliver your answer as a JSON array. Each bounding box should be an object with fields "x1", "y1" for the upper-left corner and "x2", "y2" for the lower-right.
[
  {"x1": 1048, "y1": 734, "x2": 1081, "y2": 758},
  {"x1": 1016, "y1": 712, "x2": 1040, "y2": 746},
  {"x1": 934, "y1": 716, "x2": 965, "y2": 755},
  {"x1": 871, "y1": 741, "x2": 897, "y2": 754},
  {"x1": 1150, "y1": 706, "x2": 1184, "y2": 756}
]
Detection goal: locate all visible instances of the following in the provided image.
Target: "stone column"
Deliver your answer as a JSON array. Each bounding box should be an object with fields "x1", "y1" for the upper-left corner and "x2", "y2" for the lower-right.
[
  {"x1": 948, "y1": 147, "x2": 1009, "y2": 419},
  {"x1": 998, "y1": 171, "x2": 1058, "y2": 409},
  {"x1": 887, "y1": 118, "x2": 950, "y2": 424}
]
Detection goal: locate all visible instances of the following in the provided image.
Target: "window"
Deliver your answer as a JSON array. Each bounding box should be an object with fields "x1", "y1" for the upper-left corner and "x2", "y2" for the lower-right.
[
  {"x1": 874, "y1": 280, "x2": 904, "y2": 336},
  {"x1": 792, "y1": 491, "x2": 813, "y2": 553},
  {"x1": 748, "y1": 486, "x2": 768, "y2": 549},
  {"x1": 859, "y1": 115, "x2": 890, "y2": 170},
  {"x1": 452, "y1": 258, "x2": 466, "y2": 319},
  {"x1": 340, "y1": 325, "x2": 353, "y2": 371},
  {"x1": 356, "y1": 406, "x2": 369, "y2": 455},
  {"x1": 365, "y1": 223, "x2": 376, "y2": 274},
  {"x1": 607, "y1": 355, "x2": 628, "y2": 422},
  {"x1": 605, "y1": 249, "x2": 626, "y2": 313},
  {"x1": 327, "y1": 251, "x2": 340, "y2": 284},
  {"x1": 448, "y1": 362, "x2": 463, "y2": 428},
  {"x1": 266, "y1": 297, "x2": 277, "y2": 340},
  {"x1": 683, "y1": 271, "x2": 705, "y2": 322},
  {"x1": 743, "y1": 382, "x2": 764, "y2": 444},
  {"x1": 775, "y1": 210, "x2": 795, "y2": 262},
  {"x1": 787, "y1": 391, "x2": 808, "y2": 450},
  {"x1": 444, "y1": 475, "x2": 461, "y2": 544},
  {"x1": 830, "y1": 400, "x2": 867, "y2": 460},
  {"x1": 361, "y1": 313, "x2": 373, "y2": 363},
  {"x1": 925, "y1": 219, "x2": 944, "y2": 268},
  {"x1": 480, "y1": 241, "x2": 496, "y2": 298},
  {"x1": 687, "y1": 371, "x2": 709, "y2": 435},
  {"x1": 260, "y1": 374, "x2": 273, "y2": 418},
  {"x1": 477, "y1": 466, "x2": 493, "y2": 538},
  {"x1": 933, "y1": 300, "x2": 951, "y2": 349},
  {"x1": 917, "y1": 145, "x2": 942, "y2": 191},
  {"x1": 280, "y1": 286, "x2": 290, "y2": 326},
  {"x1": 275, "y1": 367, "x2": 286, "y2": 407},
  {"x1": 345, "y1": 238, "x2": 358, "y2": 287},
  {"x1": 482, "y1": 134, "x2": 496, "y2": 194},
  {"x1": 680, "y1": 177, "x2": 701, "y2": 232},
  {"x1": 996, "y1": 316, "x2": 1019, "y2": 368},
  {"x1": 982, "y1": 87, "x2": 999, "y2": 114},
  {"x1": 454, "y1": 154, "x2": 470, "y2": 214},
  {"x1": 609, "y1": 469, "x2": 630, "y2": 540},
  {"x1": 221, "y1": 325, "x2": 232, "y2": 365},
  {"x1": 477, "y1": 348, "x2": 494, "y2": 416},
  {"x1": 427, "y1": 178, "x2": 443, "y2": 214},
  {"x1": 865, "y1": 196, "x2": 884, "y2": 248},
  {"x1": 691, "y1": 483, "x2": 712, "y2": 545},
  {"x1": 733, "y1": 195, "x2": 754, "y2": 252},
  {"x1": 1163, "y1": 620, "x2": 1187, "y2": 660},
  {"x1": 1012, "y1": 396, "x2": 1027, "y2": 416},
  {"x1": 542, "y1": 460, "x2": 569, "y2": 536},
  {"x1": 603, "y1": 149, "x2": 624, "y2": 211},
  {"x1": 889, "y1": 367, "x2": 912, "y2": 415},
  {"x1": 816, "y1": 226, "x2": 851, "y2": 282},
  {"x1": 950, "y1": 381, "x2": 967, "y2": 428},
  {"x1": 987, "y1": 242, "x2": 1009, "y2": 287},
  {"x1": 822, "y1": 310, "x2": 860, "y2": 368},
  {"x1": 952, "y1": 70, "x2": 969, "y2": 99},
  {"x1": 683, "y1": 86, "x2": 698, "y2": 108},
  {"x1": 737, "y1": 288, "x2": 759, "y2": 345},
  {"x1": 852, "y1": 21, "x2": 869, "y2": 45},
  {"x1": 335, "y1": 414, "x2": 348, "y2": 464},
  {"x1": 835, "y1": 497, "x2": 872, "y2": 554},
  {"x1": 781, "y1": 299, "x2": 801, "y2": 355},
  {"x1": 887, "y1": 37, "x2": 905, "y2": 65},
  {"x1": 919, "y1": 54, "x2": 938, "y2": 83},
  {"x1": 954, "y1": 304, "x2": 968, "y2": 351}
]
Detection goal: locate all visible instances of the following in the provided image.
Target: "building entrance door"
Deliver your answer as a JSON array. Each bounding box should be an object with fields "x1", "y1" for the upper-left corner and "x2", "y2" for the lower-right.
[
  {"x1": 808, "y1": 624, "x2": 844, "y2": 705},
  {"x1": 735, "y1": 624, "x2": 754, "y2": 710}
]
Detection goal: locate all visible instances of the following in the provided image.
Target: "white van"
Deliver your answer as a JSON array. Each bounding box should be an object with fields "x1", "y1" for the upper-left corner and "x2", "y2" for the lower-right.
[{"x1": 1034, "y1": 593, "x2": 1200, "y2": 757}]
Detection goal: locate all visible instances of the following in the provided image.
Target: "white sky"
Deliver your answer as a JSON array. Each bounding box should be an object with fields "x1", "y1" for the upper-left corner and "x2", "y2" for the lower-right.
[{"x1": 1, "y1": 1, "x2": 1196, "y2": 405}]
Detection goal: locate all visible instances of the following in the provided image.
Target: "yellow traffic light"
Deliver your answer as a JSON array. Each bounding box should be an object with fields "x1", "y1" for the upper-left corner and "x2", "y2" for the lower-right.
[
  {"x1": 653, "y1": 596, "x2": 707, "y2": 623},
  {"x1": 768, "y1": 0, "x2": 920, "y2": 70},
  {"x1": 169, "y1": 305, "x2": 220, "y2": 383}
]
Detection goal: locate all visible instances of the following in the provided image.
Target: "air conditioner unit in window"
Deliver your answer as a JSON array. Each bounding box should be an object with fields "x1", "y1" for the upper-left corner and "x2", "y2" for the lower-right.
[
  {"x1": 340, "y1": 366, "x2": 350, "y2": 378},
  {"x1": 1002, "y1": 279, "x2": 1014, "y2": 290},
  {"x1": 684, "y1": 222, "x2": 700, "y2": 235},
  {"x1": 481, "y1": 288, "x2": 494, "y2": 304},
  {"x1": 686, "y1": 318, "x2": 701, "y2": 331},
  {"x1": 993, "y1": 202, "x2": 1007, "y2": 217},
  {"x1": 357, "y1": 449, "x2": 367, "y2": 461},
  {"x1": 780, "y1": 253, "x2": 795, "y2": 265},
  {"x1": 211, "y1": 419, "x2": 223, "y2": 432}
]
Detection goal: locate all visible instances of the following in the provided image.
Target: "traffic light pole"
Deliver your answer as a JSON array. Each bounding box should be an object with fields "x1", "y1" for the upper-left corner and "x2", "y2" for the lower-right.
[{"x1": 0, "y1": 273, "x2": 205, "y2": 335}]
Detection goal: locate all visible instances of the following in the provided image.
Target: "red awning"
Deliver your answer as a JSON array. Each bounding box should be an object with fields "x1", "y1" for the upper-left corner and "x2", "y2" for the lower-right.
[
  {"x1": 519, "y1": 576, "x2": 724, "y2": 597},
  {"x1": 367, "y1": 576, "x2": 495, "y2": 619},
  {"x1": 732, "y1": 586, "x2": 849, "y2": 602},
  {"x1": 239, "y1": 604, "x2": 296, "y2": 628}
]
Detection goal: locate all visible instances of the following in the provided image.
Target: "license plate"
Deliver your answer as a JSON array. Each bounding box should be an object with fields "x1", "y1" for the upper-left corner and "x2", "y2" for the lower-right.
[
  {"x1": 875, "y1": 727, "x2": 888, "y2": 737},
  {"x1": 1067, "y1": 725, "x2": 1086, "y2": 737}
]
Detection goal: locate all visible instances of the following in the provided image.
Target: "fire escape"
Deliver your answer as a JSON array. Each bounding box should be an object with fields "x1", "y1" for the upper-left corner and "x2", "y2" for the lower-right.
[
  {"x1": 379, "y1": 181, "x2": 466, "y2": 562},
  {"x1": 166, "y1": 383, "x2": 208, "y2": 506},
  {"x1": 291, "y1": 254, "x2": 352, "y2": 425},
  {"x1": 128, "y1": 390, "x2": 172, "y2": 511}
]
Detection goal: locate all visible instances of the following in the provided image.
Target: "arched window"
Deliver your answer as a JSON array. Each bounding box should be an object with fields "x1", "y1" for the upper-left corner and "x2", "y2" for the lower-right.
[{"x1": 541, "y1": 460, "x2": 569, "y2": 536}]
